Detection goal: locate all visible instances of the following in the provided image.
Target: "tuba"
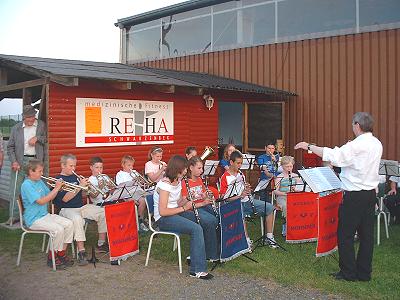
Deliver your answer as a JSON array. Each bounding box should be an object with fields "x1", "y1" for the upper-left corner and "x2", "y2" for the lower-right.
[{"x1": 200, "y1": 146, "x2": 215, "y2": 161}]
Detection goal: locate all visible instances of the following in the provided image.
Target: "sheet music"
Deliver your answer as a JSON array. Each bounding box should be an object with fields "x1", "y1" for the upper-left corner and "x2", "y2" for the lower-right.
[
  {"x1": 379, "y1": 159, "x2": 399, "y2": 176},
  {"x1": 298, "y1": 167, "x2": 342, "y2": 193},
  {"x1": 240, "y1": 154, "x2": 255, "y2": 170},
  {"x1": 224, "y1": 178, "x2": 245, "y2": 200},
  {"x1": 204, "y1": 160, "x2": 219, "y2": 176},
  {"x1": 254, "y1": 179, "x2": 271, "y2": 192}
]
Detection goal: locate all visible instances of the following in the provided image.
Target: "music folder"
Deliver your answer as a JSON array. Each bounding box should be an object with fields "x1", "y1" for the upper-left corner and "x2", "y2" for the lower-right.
[
  {"x1": 379, "y1": 159, "x2": 399, "y2": 177},
  {"x1": 204, "y1": 160, "x2": 219, "y2": 176},
  {"x1": 298, "y1": 167, "x2": 342, "y2": 193}
]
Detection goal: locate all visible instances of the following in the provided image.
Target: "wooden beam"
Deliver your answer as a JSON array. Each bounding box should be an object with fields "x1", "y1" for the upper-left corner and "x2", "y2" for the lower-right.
[
  {"x1": 177, "y1": 86, "x2": 204, "y2": 96},
  {"x1": 0, "y1": 78, "x2": 47, "y2": 93},
  {"x1": 0, "y1": 68, "x2": 7, "y2": 86},
  {"x1": 109, "y1": 81, "x2": 132, "y2": 90},
  {"x1": 50, "y1": 75, "x2": 79, "y2": 86},
  {"x1": 23, "y1": 88, "x2": 33, "y2": 105},
  {"x1": 153, "y1": 84, "x2": 175, "y2": 94}
]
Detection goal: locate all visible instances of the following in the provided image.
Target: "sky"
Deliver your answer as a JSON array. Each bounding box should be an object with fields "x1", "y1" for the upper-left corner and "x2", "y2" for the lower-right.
[{"x1": 0, "y1": 0, "x2": 184, "y2": 115}]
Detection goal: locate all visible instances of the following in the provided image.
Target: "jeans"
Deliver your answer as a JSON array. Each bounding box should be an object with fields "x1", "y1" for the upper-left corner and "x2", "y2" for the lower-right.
[
  {"x1": 242, "y1": 198, "x2": 274, "y2": 217},
  {"x1": 157, "y1": 213, "x2": 207, "y2": 273},
  {"x1": 184, "y1": 205, "x2": 219, "y2": 260}
]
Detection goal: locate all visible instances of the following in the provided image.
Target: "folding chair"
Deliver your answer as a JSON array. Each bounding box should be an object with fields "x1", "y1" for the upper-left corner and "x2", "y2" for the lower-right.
[
  {"x1": 16, "y1": 196, "x2": 57, "y2": 271},
  {"x1": 144, "y1": 195, "x2": 182, "y2": 273},
  {"x1": 376, "y1": 195, "x2": 389, "y2": 245}
]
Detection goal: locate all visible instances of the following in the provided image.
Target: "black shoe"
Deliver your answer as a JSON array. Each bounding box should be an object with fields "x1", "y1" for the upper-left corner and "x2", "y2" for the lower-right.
[
  {"x1": 96, "y1": 243, "x2": 109, "y2": 253},
  {"x1": 77, "y1": 251, "x2": 89, "y2": 266},
  {"x1": 189, "y1": 272, "x2": 214, "y2": 280},
  {"x1": 58, "y1": 254, "x2": 74, "y2": 267},
  {"x1": 47, "y1": 256, "x2": 66, "y2": 270},
  {"x1": 331, "y1": 272, "x2": 356, "y2": 282}
]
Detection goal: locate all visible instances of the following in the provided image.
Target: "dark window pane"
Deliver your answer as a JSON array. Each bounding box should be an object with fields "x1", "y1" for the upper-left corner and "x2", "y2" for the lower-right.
[
  {"x1": 248, "y1": 103, "x2": 282, "y2": 149},
  {"x1": 278, "y1": 0, "x2": 356, "y2": 38},
  {"x1": 360, "y1": 0, "x2": 400, "y2": 27},
  {"x1": 219, "y1": 102, "x2": 243, "y2": 147}
]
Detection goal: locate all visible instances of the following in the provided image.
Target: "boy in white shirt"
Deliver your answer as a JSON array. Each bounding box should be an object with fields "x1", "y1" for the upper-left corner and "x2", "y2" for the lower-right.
[{"x1": 116, "y1": 155, "x2": 149, "y2": 232}]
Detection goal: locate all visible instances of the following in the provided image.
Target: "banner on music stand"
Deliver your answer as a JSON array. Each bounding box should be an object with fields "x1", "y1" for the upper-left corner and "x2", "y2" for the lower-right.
[
  {"x1": 286, "y1": 192, "x2": 318, "y2": 243},
  {"x1": 105, "y1": 201, "x2": 139, "y2": 261},
  {"x1": 303, "y1": 152, "x2": 322, "y2": 168},
  {"x1": 316, "y1": 191, "x2": 342, "y2": 257},
  {"x1": 219, "y1": 199, "x2": 250, "y2": 262}
]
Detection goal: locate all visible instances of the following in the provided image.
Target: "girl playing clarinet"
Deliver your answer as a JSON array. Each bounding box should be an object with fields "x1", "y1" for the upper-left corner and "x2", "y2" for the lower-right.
[
  {"x1": 180, "y1": 156, "x2": 219, "y2": 262},
  {"x1": 153, "y1": 155, "x2": 214, "y2": 279}
]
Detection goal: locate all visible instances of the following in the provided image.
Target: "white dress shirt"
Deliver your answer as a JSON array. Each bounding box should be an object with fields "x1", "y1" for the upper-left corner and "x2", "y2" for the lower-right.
[
  {"x1": 23, "y1": 120, "x2": 37, "y2": 155},
  {"x1": 322, "y1": 132, "x2": 383, "y2": 191}
]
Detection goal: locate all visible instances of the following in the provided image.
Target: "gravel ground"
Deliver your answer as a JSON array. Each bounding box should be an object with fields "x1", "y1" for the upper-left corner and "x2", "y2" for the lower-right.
[{"x1": 0, "y1": 252, "x2": 342, "y2": 300}]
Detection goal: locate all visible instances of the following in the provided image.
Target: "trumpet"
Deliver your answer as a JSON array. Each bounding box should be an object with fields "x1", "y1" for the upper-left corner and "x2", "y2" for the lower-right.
[
  {"x1": 41, "y1": 176, "x2": 88, "y2": 193},
  {"x1": 97, "y1": 174, "x2": 117, "y2": 191},
  {"x1": 72, "y1": 171, "x2": 107, "y2": 198},
  {"x1": 200, "y1": 146, "x2": 215, "y2": 161},
  {"x1": 129, "y1": 169, "x2": 157, "y2": 191}
]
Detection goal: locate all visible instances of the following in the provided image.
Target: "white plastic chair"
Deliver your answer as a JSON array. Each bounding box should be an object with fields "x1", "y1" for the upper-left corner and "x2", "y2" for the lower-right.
[
  {"x1": 144, "y1": 195, "x2": 182, "y2": 273},
  {"x1": 16, "y1": 196, "x2": 57, "y2": 271},
  {"x1": 376, "y1": 195, "x2": 389, "y2": 245}
]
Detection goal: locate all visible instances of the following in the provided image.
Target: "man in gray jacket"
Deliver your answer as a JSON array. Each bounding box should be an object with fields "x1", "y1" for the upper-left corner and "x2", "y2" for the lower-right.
[{"x1": 7, "y1": 105, "x2": 47, "y2": 224}]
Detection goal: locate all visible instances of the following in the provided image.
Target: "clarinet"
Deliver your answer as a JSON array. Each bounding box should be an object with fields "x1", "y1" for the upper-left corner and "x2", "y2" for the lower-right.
[
  {"x1": 183, "y1": 176, "x2": 201, "y2": 224},
  {"x1": 288, "y1": 171, "x2": 295, "y2": 192},
  {"x1": 202, "y1": 177, "x2": 219, "y2": 219},
  {"x1": 239, "y1": 171, "x2": 257, "y2": 216}
]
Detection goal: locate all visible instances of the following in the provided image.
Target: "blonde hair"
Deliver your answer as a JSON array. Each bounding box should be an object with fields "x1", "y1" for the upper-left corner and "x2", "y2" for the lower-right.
[
  {"x1": 148, "y1": 146, "x2": 163, "y2": 160},
  {"x1": 223, "y1": 144, "x2": 236, "y2": 160},
  {"x1": 281, "y1": 156, "x2": 295, "y2": 166},
  {"x1": 60, "y1": 154, "x2": 76, "y2": 165},
  {"x1": 121, "y1": 155, "x2": 135, "y2": 165}
]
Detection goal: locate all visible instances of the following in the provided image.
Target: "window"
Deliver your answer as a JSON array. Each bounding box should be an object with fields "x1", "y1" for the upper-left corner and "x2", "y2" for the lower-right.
[
  {"x1": 278, "y1": 0, "x2": 356, "y2": 39},
  {"x1": 161, "y1": 16, "x2": 211, "y2": 58},
  {"x1": 359, "y1": 0, "x2": 400, "y2": 27},
  {"x1": 241, "y1": 3, "x2": 275, "y2": 46},
  {"x1": 127, "y1": 27, "x2": 160, "y2": 63},
  {"x1": 213, "y1": 11, "x2": 237, "y2": 49}
]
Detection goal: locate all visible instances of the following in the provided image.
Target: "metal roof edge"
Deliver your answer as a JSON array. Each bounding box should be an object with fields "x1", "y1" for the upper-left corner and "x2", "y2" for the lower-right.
[{"x1": 114, "y1": 0, "x2": 232, "y2": 28}]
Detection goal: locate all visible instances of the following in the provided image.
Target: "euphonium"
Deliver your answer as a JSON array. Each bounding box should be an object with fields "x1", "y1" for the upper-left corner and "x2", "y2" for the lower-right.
[
  {"x1": 200, "y1": 146, "x2": 215, "y2": 161},
  {"x1": 41, "y1": 176, "x2": 88, "y2": 193},
  {"x1": 72, "y1": 171, "x2": 106, "y2": 198}
]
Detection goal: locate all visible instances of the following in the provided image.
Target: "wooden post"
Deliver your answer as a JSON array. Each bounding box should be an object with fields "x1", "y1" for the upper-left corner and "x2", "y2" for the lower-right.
[{"x1": 23, "y1": 88, "x2": 33, "y2": 105}]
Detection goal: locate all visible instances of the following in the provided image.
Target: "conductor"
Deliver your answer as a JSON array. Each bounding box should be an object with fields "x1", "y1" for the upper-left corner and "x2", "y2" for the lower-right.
[{"x1": 294, "y1": 112, "x2": 382, "y2": 282}]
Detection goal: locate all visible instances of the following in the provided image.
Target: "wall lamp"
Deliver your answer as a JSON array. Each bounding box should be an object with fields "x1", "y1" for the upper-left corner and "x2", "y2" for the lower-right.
[{"x1": 203, "y1": 94, "x2": 215, "y2": 110}]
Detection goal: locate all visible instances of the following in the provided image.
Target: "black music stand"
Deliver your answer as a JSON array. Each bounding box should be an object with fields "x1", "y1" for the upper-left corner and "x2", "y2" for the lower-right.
[{"x1": 379, "y1": 160, "x2": 399, "y2": 177}]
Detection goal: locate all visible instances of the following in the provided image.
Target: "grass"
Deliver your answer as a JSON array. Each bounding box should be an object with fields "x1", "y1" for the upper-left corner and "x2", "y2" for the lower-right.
[{"x1": 1, "y1": 207, "x2": 399, "y2": 299}]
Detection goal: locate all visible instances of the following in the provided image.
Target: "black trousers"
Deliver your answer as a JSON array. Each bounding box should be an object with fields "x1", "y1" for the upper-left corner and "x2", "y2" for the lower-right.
[
  {"x1": 383, "y1": 189, "x2": 400, "y2": 220},
  {"x1": 337, "y1": 189, "x2": 376, "y2": 281}
]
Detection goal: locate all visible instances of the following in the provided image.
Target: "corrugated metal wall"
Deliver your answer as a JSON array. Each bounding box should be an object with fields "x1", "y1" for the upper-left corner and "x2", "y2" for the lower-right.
[
  {"x1": 47, "y1": 80, "x2": 218, "y2": 178},
  {"x1": 139, "y1": 29, "x2": 400, "y2": 161}
]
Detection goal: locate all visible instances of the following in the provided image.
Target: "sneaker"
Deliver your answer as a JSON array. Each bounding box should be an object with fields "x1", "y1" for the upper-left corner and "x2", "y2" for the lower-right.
[
  {"x1": 77, "y1": 251, "x2": 89, "y2": 266},
  {"x1": 139, "y1": 221, "x2": 149, "y2": 232},
  {"x1": 47, "y1": 255, "x2": 66, "y2": 270},
  {"x1": 186, "y1": 256, "x2": 191, "y2": 266},
  {"x1": 96, "y1": 243, "x2": 109, "y2": 253},
  {"x1": 189, "y1": 272, "x2": 214, "y2": 280},
  {"x1": 265, "y1": 237, "x2": 279, "y2": 249},
  {"x1": 58, "y1": 253, "x2": 74, "y2": 267},
  {"x1": 282, "y1": 223, "x2": 287, "y2": 237}
]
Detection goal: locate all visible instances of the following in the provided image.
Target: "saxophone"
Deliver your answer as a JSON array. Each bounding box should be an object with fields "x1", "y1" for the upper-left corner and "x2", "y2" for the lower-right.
[{"x1": 183, "y1": 176, "x2": 201, "y2": 224}]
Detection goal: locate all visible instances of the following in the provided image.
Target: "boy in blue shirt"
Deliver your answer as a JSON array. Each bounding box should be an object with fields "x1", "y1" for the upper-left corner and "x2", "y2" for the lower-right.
[
  {"x1": 21, "y1": 159, "x2": 74, "y2": 270},
  {"x1": 257, "y1": 141, "x2": 280, "y2": 202}
]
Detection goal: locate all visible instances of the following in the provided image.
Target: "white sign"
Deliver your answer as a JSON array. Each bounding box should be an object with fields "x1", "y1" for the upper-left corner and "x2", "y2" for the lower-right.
[{"x1": 76, "y1": 98, "x2": 174, "y2": 147}]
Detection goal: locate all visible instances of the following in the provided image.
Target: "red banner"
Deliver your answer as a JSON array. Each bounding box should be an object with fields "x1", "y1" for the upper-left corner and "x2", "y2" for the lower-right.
[
  {"x1": 316, "y1": 192, "x2": 342, "y2": 257},
  {"x1": 105, "y1": 201, "x2": 139, "y2": 261},
  {"x1": 303, "y1": 152, "x2": 322, "y2": 168},
  {"x1": 286, "y1": 192, "x2": 318, "y2": 243}
]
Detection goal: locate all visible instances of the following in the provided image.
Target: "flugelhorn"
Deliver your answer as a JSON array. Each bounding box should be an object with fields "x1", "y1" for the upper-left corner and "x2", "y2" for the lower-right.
[
  {"x1": 72, "y1": 171, "x2": 106, "y2": 198},
  {"x1": 41, "y1": 176, "x2": 88, "y2": 193},
  {"x1": 200, "y1": 146, "x2": 215, "y2": 161}
]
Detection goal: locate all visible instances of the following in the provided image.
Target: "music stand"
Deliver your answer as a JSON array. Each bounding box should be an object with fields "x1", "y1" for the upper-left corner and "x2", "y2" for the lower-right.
[
  {"x1": 379, "y1": 160, "x2": 399, "y2": 177},
  {"x1": 99, "y1": 181, "x2": 136, "y2": 207}
]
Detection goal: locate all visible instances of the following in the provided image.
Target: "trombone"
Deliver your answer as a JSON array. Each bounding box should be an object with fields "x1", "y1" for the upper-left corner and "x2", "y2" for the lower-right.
[
  {"x1": 41, "y1": 176, "x2": 88, "y2": 193},
  {"x1": 72, "y1": 171, "x2": 107, "y2": 198}
]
